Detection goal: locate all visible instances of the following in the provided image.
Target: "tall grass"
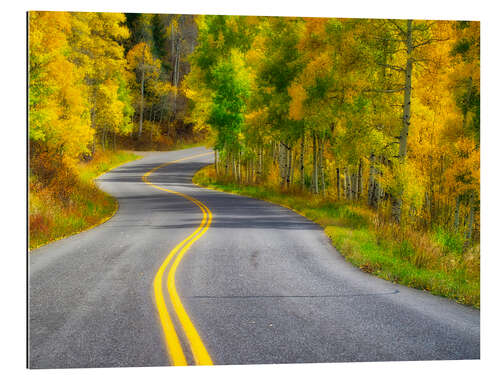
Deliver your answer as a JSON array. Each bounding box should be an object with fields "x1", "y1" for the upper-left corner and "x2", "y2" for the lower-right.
[
  {"x1": 29, "y1": 150, "x2": 141, "y2": 250},
  {"x1": 193, "y1": 165, "x2": 480, "y2": 308}
]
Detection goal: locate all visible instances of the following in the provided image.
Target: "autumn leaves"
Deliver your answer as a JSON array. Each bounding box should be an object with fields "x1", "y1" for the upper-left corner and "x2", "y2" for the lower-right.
[
  {"x1": 186, "y1": 16, "x2": 479, "y2": 236},
  {"x1": 28, "y1": 12, "x2": 480, "y2": 241}
]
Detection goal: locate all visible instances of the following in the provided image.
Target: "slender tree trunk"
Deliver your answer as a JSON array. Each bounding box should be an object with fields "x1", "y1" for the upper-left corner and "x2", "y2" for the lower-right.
[
  {"x1": 286, "y1": 147, "x2": 292, "y2": 187},
  {"x1": 398, "y1": 19, "x2": 414, "y2": 162},
  {"x1": 357, "y1": 159, "x2": 363, "y2": 198},
  {"x1": 368, "y1": 154, "x2": 375, "y2": 207},
  {"x1": 252, "y1": 156, "x2": 256, "y2": 183},
  {"x1": 391, "y1": 19, "x2": 414, "y2": 223},
  {"x1": 454, "y1": 195, "x2": 460, "y2": 232},
  {"x1": 378, "y1": 184, "x2": 384, "y2": 204},
  {"x1": 214, "y1": 150, "x2": 218, "y2": 176},
  {"x1": 319, "y1": 138, "x2": 325, "y2": 196},
  {"x1": 279, "y1": 142, "x2": 289, "y2": 187},
  {"x1": 278, "y1": 143, "x2": 284, "y2": 186},
  {"x1": 312, "y1": 134, "x2": 318, "y2": 194},
  {"x1": 290, "y1": 150, "x2": 295, "y2": 186},
  {"x1": 101, "y1": 127, "x2": 107, "y2": 151},
  {"x1": 300, "y1": 132, "x2": 305, "y2": 188},
  {"x1": 249, "y1": 158, "x2": 253, "y2": 184},
  {"x1": 287, "y1": 147, "x2": 291, "y2": 186},
  {"x1": 176, "y1": 48, "x2": 181, "y2": 85},
  {"x1": 345, "y1": 166, "x2": 352, "y2": 200},
  {"x1": 336, "y1": 167, "x2": 340, "y2": 201},
  {"x1": 347, "y1": 168, "x2": 352, "y2": 200},
  {"x1": 232, "y1": 153, "x2": 237, "y2": 179},
  {"x1": 159, "y1": 96, "x2": 165, "y2": 125},
  {"x1": 247, "y1": 159, "x2": 251, "y2": 184},
  {"x1": 90, "y1": 101, "x2": 96, "y2": 156},
  {"x1": 172, "y1": 47, "x2": 180, "y2": 120},
  {"x1": 371, "y1": 180, "x2": 380, "y2": 209},
  {"x1": 284, "y1": 146, "x2": 288, "y2": 187},
  {"x1": 139, "y1": 65, "x2": 145, "y2": 138},
  {"x1": 424, "y1": 191, "x2": 431, "y2": 228},
  {"x1": 429, "y1": 184, "x2": 435, "y2": 225},
  {"x1": 343, "y1": 168, "x2": 348, "y2": 199},
  {"x1": 390, "y1": 36, "x2": 411, "y2": 218},
  {"x1": 238, "y1": 151, "x2": 241, "y2": 183},
  {"x1": 258, "y1": 144, "x2": 263, "y2": 182},
  {"x1": 171, "y1": 22, "x2": 175, "y2": 75},
  {"x1": 464, "y1": 193, "x2": 475, "y2": 251},
  {"x1": 285, "y1": 145, "x2": 289, "y2": 186},
  {"x1": 150, "y1": 122, "x2": 154, "y2": 146},
  {"x1": 351, "y1": 172, "x2": 357, "y2": 200}
]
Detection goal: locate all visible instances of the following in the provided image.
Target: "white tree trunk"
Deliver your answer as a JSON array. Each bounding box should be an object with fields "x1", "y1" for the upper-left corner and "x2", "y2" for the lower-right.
[
  {"x1": 392, "y1": 19, "x2": 414, "y2": 223},
  {"x1": 300, "y1": 133, "x2": 305, "y2": 188}
]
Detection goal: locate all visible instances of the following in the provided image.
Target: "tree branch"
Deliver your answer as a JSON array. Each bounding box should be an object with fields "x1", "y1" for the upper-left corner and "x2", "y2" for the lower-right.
[
  {"x1": 374, "y1": 36, "x2": 405, "y2": 43},
  {"x1": 364, "y1": 86, "x2": 406, "y2": 94},
  {"x1": 386, "y1": 19, "x2": 407, "y2": 37},
  {"x1": 382, "y1": 141, "x2": 399, "y2": 150},
  {"x1": 377, "y1": 62, "x2": 406, "y2": 73},
  {"x1": 413, "y1": 21, "x2": 436, "y2": 32},
  {"x1": 412, "y1": 37, "x2": 449, "y2": 49},
  {"x1": 280, "y1": 141, "x2": 291, "y2": 150}
]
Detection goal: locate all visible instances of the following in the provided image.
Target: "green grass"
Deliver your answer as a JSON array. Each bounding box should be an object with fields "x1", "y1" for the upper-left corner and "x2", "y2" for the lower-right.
[
  {"x1": 432, "y1": 225, "x2": 466, "y2": 254},
  {"x1": 193, "y1": 165, "x2": 480, "y2": 308},
  {"x1": 29, "y1": 150, "x2": 141, "y2": 250},
  {"x1": 325, "y1": 226, "x2": 479, "y2": 306}
]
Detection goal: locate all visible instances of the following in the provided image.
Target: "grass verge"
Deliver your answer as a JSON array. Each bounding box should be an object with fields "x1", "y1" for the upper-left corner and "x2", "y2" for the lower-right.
[
  {"x1": 29, "y1": 150, "x2": 141, "y2": 250},
  {"x1": 193, "y1": 165, "x2": 479, "y2": 308}
]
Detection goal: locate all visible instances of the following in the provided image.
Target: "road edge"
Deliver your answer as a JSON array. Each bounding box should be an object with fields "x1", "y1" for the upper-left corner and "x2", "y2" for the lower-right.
[
  {"x1": 28, "y1": 154, "x2": 142, "y2": 252},
  {"x1": 191, "y1": 165, "x2": 480, "y2": 310}
]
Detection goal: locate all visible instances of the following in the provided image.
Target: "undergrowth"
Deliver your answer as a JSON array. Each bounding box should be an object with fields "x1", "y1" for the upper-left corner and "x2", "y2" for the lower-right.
[{"x1": 29, "y1": 150, "x2": 141, "y2": 250}]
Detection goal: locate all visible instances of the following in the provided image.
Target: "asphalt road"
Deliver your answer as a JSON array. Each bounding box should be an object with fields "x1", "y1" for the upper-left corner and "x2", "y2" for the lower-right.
[{"x1": 28, "y1": 146, "x2": 480, "y2": 368}]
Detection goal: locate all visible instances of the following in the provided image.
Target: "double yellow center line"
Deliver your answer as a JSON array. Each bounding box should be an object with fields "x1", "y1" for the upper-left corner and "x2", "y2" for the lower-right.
[{"x1": 142, "y1": 152, "x2": 214, "y2": 366}]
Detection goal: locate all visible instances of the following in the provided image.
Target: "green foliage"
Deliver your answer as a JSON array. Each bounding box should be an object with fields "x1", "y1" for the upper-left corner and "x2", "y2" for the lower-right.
[
  {"x1": 117, "y1": 73, "x2": 134, "y2": 134},
  {"x1": 433, "y1": 226, "x2": 465, "y2": 254},
  {"x1": 209, "y1": 57, "x2": 250, "y2": 151},
  {"x1": 188, "y1": 16, "x2": 255, "y2": 153},
  {"x1": 451, "y1": 39, "x2": 471, "y2": 56}
]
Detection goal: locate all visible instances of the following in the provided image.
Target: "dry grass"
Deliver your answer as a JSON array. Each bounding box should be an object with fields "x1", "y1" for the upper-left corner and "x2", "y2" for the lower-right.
[{"x1": 29, "y1": 150, "x2": 141, "y2": 250}]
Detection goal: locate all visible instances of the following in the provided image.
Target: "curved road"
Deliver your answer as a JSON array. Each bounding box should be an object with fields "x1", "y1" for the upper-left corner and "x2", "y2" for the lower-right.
[{"x1": 29, "y1": 147, "x2": 480, "y2": 368}]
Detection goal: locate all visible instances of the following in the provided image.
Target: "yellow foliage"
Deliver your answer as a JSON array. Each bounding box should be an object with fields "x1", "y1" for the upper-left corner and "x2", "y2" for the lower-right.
[
  {"x1": 29, "y1": 11, "x2": 93, "y2": 166},
  {"x1": 288, "y1": 82, "x2": 306, "y2": 120},
  {"x1": 183, "y1": 66, "x2": 214, "y2": 135}
]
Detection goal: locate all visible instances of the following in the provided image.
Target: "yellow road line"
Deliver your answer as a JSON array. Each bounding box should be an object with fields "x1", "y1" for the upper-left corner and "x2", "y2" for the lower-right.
[
  {"x1": 167, "y1": 197, "x2": 213, "y2": 365},
  {"x1": 142, "y1": 152, "x2": 214, "y2": 366}
]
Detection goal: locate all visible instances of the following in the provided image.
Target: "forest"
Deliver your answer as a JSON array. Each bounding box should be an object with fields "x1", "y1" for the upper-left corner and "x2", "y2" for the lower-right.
[
  {"x1": 188, "y1": 16, "x2": 479, "y2": 234},
  {"x1": 28, "y1": 12, "x2": 201, "y2": 248},
  {"x1": 29, "y1": 12, "x2": 480, "y2": 305}
]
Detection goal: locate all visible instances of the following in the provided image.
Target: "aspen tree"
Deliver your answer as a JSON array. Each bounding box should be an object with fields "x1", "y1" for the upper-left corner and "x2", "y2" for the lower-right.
[
  {"x1": 29, "y1": 11, "x2": 93, "y2": 167},
  {"x1": 127, "y1": 42, "x2": 161, "y2": 138}
]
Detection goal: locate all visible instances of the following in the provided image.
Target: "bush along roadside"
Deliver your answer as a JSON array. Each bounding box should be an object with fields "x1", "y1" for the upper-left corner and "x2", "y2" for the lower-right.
[
  {"x1": 28, "y1": 150, "x2": 141, "y2": 250},
  {"x1": 193, "y1": 165, "x2": 480, "y2": 308}
]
